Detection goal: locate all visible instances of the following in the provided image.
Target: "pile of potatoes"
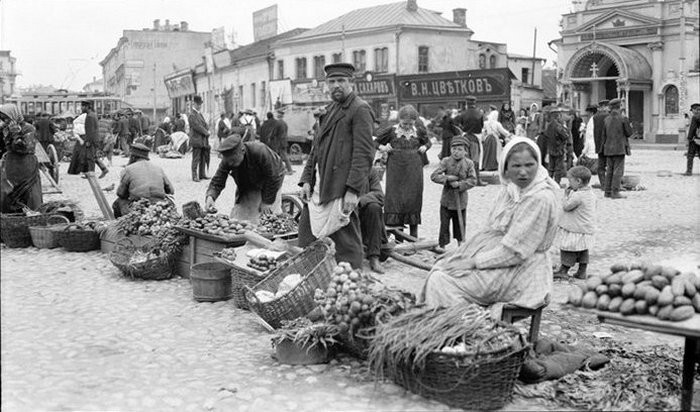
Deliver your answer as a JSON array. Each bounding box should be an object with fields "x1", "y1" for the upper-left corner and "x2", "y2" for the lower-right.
[{"x1": 568, "y1": 263, "x2": 700, "y2": 322}]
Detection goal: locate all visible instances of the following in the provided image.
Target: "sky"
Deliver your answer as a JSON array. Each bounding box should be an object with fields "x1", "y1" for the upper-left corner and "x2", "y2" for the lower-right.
[{"x1": 0, "y1": 0, "x2": 575, "y2": 91}]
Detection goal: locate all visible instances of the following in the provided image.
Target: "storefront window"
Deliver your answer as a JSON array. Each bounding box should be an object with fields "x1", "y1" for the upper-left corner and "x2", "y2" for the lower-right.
[
  {"x1": 664, "y1": 85, "x2": 679, "y2": 115},
  {"x1": 418, "y1": 46, "x2": 429, "y2": 73}
]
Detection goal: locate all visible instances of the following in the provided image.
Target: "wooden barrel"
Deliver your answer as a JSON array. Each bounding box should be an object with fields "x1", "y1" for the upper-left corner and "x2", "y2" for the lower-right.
[{"x1": 190, "y1": 262, "x2": 232, "y2": 302}]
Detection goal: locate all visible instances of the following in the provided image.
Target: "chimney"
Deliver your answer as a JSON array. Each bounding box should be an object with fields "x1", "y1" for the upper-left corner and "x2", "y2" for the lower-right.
[
  {"x1": 180, "y1": 21, "x2": 188, "y2": 31},
  {"x1": 164, "y1": 19, "x2": 171, "y2": 30},
  {"x1": 406, "y1": 0, "x2": 418, "y2": 12},
  {"x1": 153, "y1": 19, "x2": 160, "y2": 30},
  {"x1": 173, "y1": 23, "x2": 180, "y2": 31},
  {"x1": 453, "y1": 8, "x2": 466, "y2": 27}
]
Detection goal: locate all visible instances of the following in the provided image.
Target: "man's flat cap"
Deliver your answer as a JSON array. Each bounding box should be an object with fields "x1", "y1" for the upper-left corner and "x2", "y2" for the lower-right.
[
  {"x1": 218, "y1": 134, "x2": 243, "y2": 153},
  {"x1": 324, "y1": 63, "x2": 355, "y2": 78}
]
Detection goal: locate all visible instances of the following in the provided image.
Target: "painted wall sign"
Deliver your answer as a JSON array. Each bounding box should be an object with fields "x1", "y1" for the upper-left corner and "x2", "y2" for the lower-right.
[
  {"x1": 397, "y1": 69, "x2": 512, "y2": 102},
  {"x1": 164, "y1": 72, "x2": 195, "y2": 98},
  {"x1": 581, "y1": 26, "x2": 657, "y2": 41}
]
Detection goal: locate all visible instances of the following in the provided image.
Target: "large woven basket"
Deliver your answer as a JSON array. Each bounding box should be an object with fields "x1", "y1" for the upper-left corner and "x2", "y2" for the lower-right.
[
  {"x1": 388, "y1": 329, "x2": 529, "y2": 411},
  {"x1": 230, "y1": 265, "x2": 267, "y2": 310},
  {"x1": 1, "y1": 213, "x2": 54, "y2": 248},
  {"x1": 56, "y1": 224, "x2": 101, "y2": 252},
  {"x1": 28, "y1": 215, "x2": 71, "y2": 249},
  {"x1": 109, "y1": 237, "x2": 176, "y2": 280},
  {"x1": 245, "y1": 240, "x2": 335, "y2": 329}
]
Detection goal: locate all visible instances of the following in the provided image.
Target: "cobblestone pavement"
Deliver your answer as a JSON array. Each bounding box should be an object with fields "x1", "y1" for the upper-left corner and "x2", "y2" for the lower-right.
[{"x1": 1, "y1": 145, "x2": 699, "y2": 411}]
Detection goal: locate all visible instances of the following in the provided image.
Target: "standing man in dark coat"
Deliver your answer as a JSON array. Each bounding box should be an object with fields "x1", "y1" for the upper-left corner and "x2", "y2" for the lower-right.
[
  {"x1": 128, "y1": 110, "x2": 142, "y2": 144},
  {"x1": 544, "y1": 108, "x2": 572, "y2": 184},
  {"x1": 298, "y1": 63, "x2": 375, "y2": 269},
  {"x1": 592, "y1": 100, "x2": 610, "y2": 190},
  {"x1": 34, "y1": 112, "x2": 57, "y2": 152},
  {"x1": 571, "y1": 111, "x2": 584, "y2": 158},
  {"x1": 454, "y1": 96, "x2": 485, "y2": 185},
  {"x1": 275, "y1": 110, "x2": 294, "y2": 175},
  {"x1": 118, "y1": 111, "x2": 131, "y2": 156},
  {"x1": 601, "y1": 98, "x2": 633, "y2": 199},
  {"x1": 67, "y1": 101, "x2": 99, "y2": 175},
  {"x1": 683, "y1": 103, "x2": 700, "y2": 176},
  {"x1": 258, "y1": 112, "x2": 278, "y2": 148},
  {"x1": 188, "y1": 95, "x2": 210, "y2": 182},
  {"x1": 438, "y1": 108, "x2": 457, "y2": 160}
]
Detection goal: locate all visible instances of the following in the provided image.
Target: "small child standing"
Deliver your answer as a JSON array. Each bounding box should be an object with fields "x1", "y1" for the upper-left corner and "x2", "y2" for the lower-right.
[
  {"x1": 554, "y1": 165, "x2": 597, "y2": 279},
  {"x1": 430, "y1": 136, "x2": 477, "y2": 253}
]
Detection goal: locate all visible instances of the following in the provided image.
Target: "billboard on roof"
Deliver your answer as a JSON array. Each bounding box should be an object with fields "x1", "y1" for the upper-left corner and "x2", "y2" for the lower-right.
[{"x1": 253, "y1": 5, "x2": 278, "y2": 42}]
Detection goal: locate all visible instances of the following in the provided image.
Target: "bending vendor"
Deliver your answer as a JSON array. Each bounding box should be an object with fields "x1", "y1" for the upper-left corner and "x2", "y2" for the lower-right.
[
  {"x1": 205, "y1": 134, "x2": 285, "y2": 224},
  {"x1": 113, "y1": 143, "x2": 174, "y2": 218},
  {"x1": 420, "y1": 137, "x2": 560, "y2": 317}
]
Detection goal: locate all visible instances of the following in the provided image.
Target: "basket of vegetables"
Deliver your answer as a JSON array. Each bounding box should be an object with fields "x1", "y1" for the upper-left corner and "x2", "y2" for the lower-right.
[
  {"x1": 110, "y1": 228, "x2": 187, "y2": 280},
  {"x1": 245, "y1": 240, "x2": 336, "y2": 329},
  {"x1": 56, "y1": 222, "x2": 105, "y2": 252},
  {"x1": 28, "y1": 215, "x2": 71, "y2": 249},
  {"x1": 1, "y1": 212, "x2": 55, "y2": 248},
  {"x1": 369, "y1": 303, "x2": 529, "y2": 411},
  {"x1": 271, "y1": 318, "x2": 339, "y2": 365}
]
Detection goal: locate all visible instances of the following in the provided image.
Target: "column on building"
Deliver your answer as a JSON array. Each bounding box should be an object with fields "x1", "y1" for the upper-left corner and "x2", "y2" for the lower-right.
[{"x1": 647, "y1": 41, "x2": 664, "y2": 135}]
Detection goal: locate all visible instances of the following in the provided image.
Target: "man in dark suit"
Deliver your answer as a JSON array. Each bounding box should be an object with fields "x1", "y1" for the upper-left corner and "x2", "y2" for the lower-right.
[
  {"x1": 454, "y1": 96, "x2": 486, "y2": 185},
  {"x1": 359, "y1": 168, "x2": 388, "y2": 274},
  {"x1": 298, "y1": 63, "x2": 375, "y2": 269},
  {"x1": 601, "y1": 98, "x2": 633, "y2": 199},
  {"x1": 592, "y1": 99, "x2": 610, "y2": 190},
  {"x1": 188, "y1": 95, "x2": 211, "y2": 182},
  {"x1": 684, "y1": 103, "x2": 700, "y2": 176}
]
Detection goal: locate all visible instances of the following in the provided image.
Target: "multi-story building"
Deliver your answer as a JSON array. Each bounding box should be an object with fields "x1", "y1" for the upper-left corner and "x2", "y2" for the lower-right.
[
  {"x1": 82, "y1": 77, "x2": 104, "y2": 93},
  {"x1": 0, "y1": 50, "x2": 18, "y2": 103},
  {"x1": 554, "y1": 0, "x2": 699, "y2": 142},
  {"x1": 100, "y1": 19, "x2": 211, "y2": 121}
]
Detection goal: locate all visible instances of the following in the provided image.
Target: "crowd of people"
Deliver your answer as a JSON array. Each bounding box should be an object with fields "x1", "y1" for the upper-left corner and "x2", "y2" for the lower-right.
[{"x1": 1, "y1": 60, "x2": 699, "y2": 316}]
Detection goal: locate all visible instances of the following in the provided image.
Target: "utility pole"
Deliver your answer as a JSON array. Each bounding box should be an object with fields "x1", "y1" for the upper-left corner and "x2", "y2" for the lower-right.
[
  {"x1": 153, "y1": 62, "x2": 157, "y2": 121},
  {"x1": 530, "y1": 27, "x2": 537, "y2": 86}
]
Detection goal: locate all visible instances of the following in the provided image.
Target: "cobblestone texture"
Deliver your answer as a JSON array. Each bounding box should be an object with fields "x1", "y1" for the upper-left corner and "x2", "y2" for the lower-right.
[{"x1": 1, "y1": 146, "x2": 699, "y2": 411}]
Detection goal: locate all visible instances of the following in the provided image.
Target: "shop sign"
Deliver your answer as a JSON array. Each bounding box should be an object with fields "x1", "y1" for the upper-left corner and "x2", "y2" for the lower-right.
[
  {"x1": 397, "y1": 69, "x2": 512, "y2": 102},
  {"x1": 164, "y1": 71, "x2": 195, "y2": 98},
  {"x1": 355, "y1": 74, "x2": 395, "y2": 98},
  {"x1": 291, "y1": 80, "x2": 330, "y2": 104},
  {"x1": 581, "y1": 26, "x2": 657, "y2": 41}
]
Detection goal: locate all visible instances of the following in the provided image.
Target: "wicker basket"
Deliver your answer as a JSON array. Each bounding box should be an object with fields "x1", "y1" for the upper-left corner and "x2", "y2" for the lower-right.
[
  {"x1": 230, "y1": 265, "x2": 267, "y2": 310},
  {"x1": 109, "y1": 237, "x2": 176, "y2": 280},
  {"x1": 56, "y1": 224, "x2": 101, "y2": 252},
  {"x1": 28, "y1": 215, "x2": 71, "y2": 249},
  {"x1": 1, "y1": 213, "x2": 54, "y2": 248},
  {"x1": 388, "y1": 330, "x2": 529, "y2": 411},
  {"x1": 245, "y1": 241, "x2": 336, "y2": 329}
]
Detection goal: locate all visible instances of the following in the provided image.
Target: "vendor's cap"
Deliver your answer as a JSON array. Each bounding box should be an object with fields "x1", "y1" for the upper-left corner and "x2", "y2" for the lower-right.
[
  {"x1": 451, "y1": 136, "x2": 469, "y2": 147},
  {"x1": 130, "y1": 143, "x2": 150, "y2": 159},
  {"x1": 586, "y1": 104, "x2": 598, "y2": 111},
  {"x1": 489, "y1": 104, "x2": 498, "y2": 111},
  {"x1": 609, "y1": 98, "x2": 622, "y2": 108},
  {"x1": 690, "y1": 103, "x2": 700, "y2": 110},
  {"x1": 324, "y1": 62, "x2": 355, "y2": 78},
  {"x1": 80, "y1": 100, "x2": 93, "y2": 107},
  {"x1": 218, "y1": 134, "x2": 243, "y2": 153},
  {"x1": 598, "y1": 99, "x2": 610, "y2": 106},
  {"x1": 243, "y1": 108, "x2": 254, "y2": 115},
  {"x1": 465, "y1": 95, "x2": 477, "y2": 103},
  {"x1": 193, "y1": 95, "x2": 203, "y2": 104}
]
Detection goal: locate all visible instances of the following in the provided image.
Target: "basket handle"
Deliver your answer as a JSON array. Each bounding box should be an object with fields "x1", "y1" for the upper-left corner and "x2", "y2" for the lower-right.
[
  {"x1": 115, "y1": 236, "x2": 136, "y2": 249},
  {"x1": 47, "y1": 215, "x2": 70, "y2": 225}
]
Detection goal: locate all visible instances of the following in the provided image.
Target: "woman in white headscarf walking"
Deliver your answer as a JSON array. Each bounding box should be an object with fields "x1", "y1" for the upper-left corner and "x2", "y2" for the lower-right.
[
  {"x1": 481, "y1": 110, "x2": 512, "y2": 171},
  {"x1": 420, "y1": 137, "x2": 560, "y2": 317}
]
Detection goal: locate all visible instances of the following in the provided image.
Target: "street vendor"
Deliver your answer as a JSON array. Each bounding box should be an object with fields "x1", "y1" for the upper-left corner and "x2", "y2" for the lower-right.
[
  {"x1": 204, "y1": 134, "x2": 285, "y2": 225},
  {"x1": 0, "y1": 103, "x2": 42, "y2": 213},
  {"x1": 420, "y1": 137, "x2": 560, "y2": 318},
  {"x1": 112, "y1": 143, "x2": 174, "y2": 218}
]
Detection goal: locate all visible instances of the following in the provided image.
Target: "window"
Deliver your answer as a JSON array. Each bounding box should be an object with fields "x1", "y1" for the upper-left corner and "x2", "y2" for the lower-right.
[
  {"x1": 418, "y1": 46, "x2": 429, "y2": 73},
  {"x1": 261, "y1": 81, "x2": 266, "y2": 107},
  {"x1": 277, "y1": 60, "x2": 284, "y2": 79},
  {"x1": 332, "y1": 53, "x2": 342, "y2": 63},
  {"x1": 374, "y1": 48, "x2": 388, "y2": 73},
  {"x1": 479, "y1": 54, "x2": 486, "y2": 69},
  {"x1": 313, "y1": 55, "x2": 326, "y2": 78},
  {"x1": 353, "y1": 50, "x2": 366, "y2": 72},
  {"x1": 521, "y1": 68, "x2": 530, "y2": 84},
  {"x1": 251, "y1": 83, "x2": 256, "y2": 107},
  {"x1": 489, "y1": 55, "x2": 497, "y2": 68},
  {"x1": 238, "y1": 85, "x2": 244, "y2": 107},
  {"x1": 295, "y1": 57, "x2": 307, "y2": 79},
  {"x1": 664, "y1": 85, "x2": 679, "y2": 115}
]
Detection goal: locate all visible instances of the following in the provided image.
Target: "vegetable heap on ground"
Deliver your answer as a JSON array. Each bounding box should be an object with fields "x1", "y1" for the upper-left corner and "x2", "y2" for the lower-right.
[
  {"x1": 568, "y1": 262, "x2": 700, "y2": 321},
  {"x1": 313, "y1": 262, "x2": 415, "y2": 337},
  {"x1": 368, "y1": 303, "x2": 521, "y2": 379},
  {"x1": 115, "y1": 199, "x2": 179, "y2": 236},
  {"x1": 271, "y1": 317, "x2": 340, "y2": 351},
  {"x1": 178, "y1": 213, "x2": 254, "y2": 237},
  {"x1": 257, "y1": 213, "x2": 298, "y2": 236}
]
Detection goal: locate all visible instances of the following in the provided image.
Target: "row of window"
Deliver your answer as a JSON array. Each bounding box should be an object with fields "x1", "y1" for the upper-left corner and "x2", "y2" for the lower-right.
[
  {"x1": 277, "y1": 46, "x2": 430, "y2": 80},
  {"x1": 234, "y1": 81, "x2": 267, "y2": 109}
]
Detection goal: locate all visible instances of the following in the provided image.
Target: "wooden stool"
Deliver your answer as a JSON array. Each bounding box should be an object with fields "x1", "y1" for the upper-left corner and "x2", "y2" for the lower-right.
[{"x1": 501, "y1": 303, "x2": 546, "y2": 344}]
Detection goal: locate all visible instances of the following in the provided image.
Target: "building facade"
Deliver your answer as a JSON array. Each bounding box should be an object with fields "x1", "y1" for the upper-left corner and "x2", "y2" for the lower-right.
[
  {"x1": 100, "y1": 20, "x2": 211, "y2": 120},
  {"x1": 555, "y1": 0, "x2": 699, "y2": 143},
  {"x1": 0, "y1": 50, "x2": 18, "y2": 103}
]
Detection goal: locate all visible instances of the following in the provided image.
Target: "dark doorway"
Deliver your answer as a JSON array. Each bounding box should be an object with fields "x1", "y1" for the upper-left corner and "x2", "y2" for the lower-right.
[
  {"x1": 604, "y1": 65, "x2": 620, "y2": 100},
  {"x1": 628, "y1": 90, "x2": 644, "y2": 139}
]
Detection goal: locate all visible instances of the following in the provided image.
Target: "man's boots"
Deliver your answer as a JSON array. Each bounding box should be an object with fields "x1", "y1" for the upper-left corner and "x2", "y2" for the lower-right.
[
  {"x1": 574, "y1": 263, "x2": 588, "y2": 280},
  {"x1": 369, "y1": 256, "x2": 385, "y2": 274},
  {"x1": 553, "y1": 265, "x2": 570, "y2": 280},
  {"x1": 683, "y1": 157, "x2": 693, "y2": 176}
]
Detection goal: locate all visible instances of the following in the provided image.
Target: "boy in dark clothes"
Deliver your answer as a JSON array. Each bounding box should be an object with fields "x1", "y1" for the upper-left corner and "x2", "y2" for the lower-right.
[{"x1": 430, "y1": 136, "x2": 477, "y2": 253}]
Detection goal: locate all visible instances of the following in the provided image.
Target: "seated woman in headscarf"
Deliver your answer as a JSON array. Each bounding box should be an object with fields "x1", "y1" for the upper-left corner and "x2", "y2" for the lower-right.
[
  {"x1": 0, "y1": 104, "x2": 43, "y2": 213},
  {"x1": 420, "y1": 137, "x2": 560, "y2": 318}
]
